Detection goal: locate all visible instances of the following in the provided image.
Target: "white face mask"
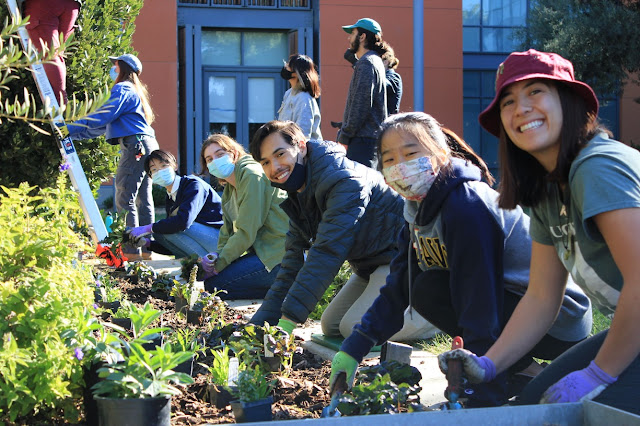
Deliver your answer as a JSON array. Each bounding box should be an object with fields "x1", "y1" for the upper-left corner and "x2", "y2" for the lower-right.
[
  {"x1": 151, "y1": 167, "x2": 175, "y2": 187},
  {"x1": 382, "y1": 156, "x2": 438, "y2": 201}
]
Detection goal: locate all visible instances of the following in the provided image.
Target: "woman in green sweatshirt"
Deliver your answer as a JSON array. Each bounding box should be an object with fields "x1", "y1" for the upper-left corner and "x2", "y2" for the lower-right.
[{"x1": 199, "y1": 134, "x2": 289, "y2": 299}]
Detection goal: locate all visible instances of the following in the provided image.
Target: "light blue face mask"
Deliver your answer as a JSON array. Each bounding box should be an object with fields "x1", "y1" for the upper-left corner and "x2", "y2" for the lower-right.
[
  {"x1": 109, "y1": 66, "x2": 118, "y2": 82},
  {"x1": 208, "y1": 154, "x2": 235, "y2": 179},
  {"x1": 151, "y1": 167, "x2": 175, "y2": 187}
]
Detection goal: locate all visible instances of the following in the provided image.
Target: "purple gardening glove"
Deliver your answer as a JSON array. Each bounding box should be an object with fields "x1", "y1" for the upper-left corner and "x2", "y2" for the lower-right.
[
  {"x1": 438, "y1": 348, "x2": 497, "y2": 384},
  {"x1": 540, "y1": 361, "x2": 617, "y2": 404},
  {"x1": 200, "y1": 252, "x2": 218, "y2": 277},
  {"x1": 129, "y1": 224, "x2": 153, "y2": 239}
]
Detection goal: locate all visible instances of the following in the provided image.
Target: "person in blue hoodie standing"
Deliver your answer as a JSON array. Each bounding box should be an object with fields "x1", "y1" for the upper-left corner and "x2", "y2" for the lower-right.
[
  {"x1": 127, "y1": 149, "x2": 223, "y2": 258},
  {"x1": 330, "y1": 112, "x2": 593, "y2": 407},
  {"x1": 60, "y1": 53, "x2": 157, "y2": 259}
]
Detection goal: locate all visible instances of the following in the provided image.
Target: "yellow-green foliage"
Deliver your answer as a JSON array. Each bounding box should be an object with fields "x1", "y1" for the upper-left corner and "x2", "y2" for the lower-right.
[{"x1": 0, "y1": 176, "x2": 93, "y2": 422}]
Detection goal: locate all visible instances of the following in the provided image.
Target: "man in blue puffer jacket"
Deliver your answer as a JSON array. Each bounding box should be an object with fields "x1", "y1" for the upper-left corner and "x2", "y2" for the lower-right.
[{"x1": 248, "y1": 120, "x2": 438, "y2": 342}]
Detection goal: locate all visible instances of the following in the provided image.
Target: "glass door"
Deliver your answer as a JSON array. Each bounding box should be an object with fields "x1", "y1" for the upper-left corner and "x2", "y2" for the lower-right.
[{"x1": 205, "y1": 71, "x2": 284, "y2": 148}]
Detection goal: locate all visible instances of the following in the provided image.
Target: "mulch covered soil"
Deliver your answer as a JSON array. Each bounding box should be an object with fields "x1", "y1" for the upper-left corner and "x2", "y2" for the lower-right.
[{"x1": 97, "y1": 264, "x2": 334, "y2": 425}]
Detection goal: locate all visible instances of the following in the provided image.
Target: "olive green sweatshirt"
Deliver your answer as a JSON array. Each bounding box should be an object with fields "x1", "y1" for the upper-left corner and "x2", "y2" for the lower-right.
[{"x1": 215, "y1": 155, "x2": 288, "y2": 272}]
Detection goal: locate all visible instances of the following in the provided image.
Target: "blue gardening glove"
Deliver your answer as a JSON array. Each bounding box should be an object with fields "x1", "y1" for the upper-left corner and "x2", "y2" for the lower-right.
[
  {"x1": 277, "y1": 318, "x2": 296, "y2": 336},
  {"x1": 540, "y1": 361, "x2": 617, "y2": 404},
  {"x1": 330, "y1": 351, "x2": 359, "y2": 390},
  {"x1": 200, "y1": 252, "x2": 218, "y2": 276},
  {"x1": 129, "y1": 224, "x2": 153, "y2": 239},
  {"x1": 438, "y1": 348, "x2": 496, "y2": 384}
]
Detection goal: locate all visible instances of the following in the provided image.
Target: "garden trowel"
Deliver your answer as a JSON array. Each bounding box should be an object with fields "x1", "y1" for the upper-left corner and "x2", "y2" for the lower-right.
[
  {"x1": 321, "y1": 372, "x2": 347, "y2": 417},
  {"x1": 443, "y1": 336, "x2": 464, "y2": 410}
]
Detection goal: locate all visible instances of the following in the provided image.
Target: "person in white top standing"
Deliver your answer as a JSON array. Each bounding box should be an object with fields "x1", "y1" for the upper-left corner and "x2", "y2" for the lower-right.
[{"x1": 278, "y1": 54, "x2": 322, "y2": 141}]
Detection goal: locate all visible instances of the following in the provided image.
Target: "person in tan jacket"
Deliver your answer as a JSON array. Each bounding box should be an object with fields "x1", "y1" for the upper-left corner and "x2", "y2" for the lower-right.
[{"x1": 199, "y1": 134, "x2": 288, "y2": 299}]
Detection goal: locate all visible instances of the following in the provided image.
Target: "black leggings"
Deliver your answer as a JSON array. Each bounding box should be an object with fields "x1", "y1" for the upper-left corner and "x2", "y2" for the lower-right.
[
  {"x1": 417, "y1": 280, "x2": 580, "y2": 373},
  {"x1": 517, "y1": 330, "x2": 640, "y2": 415}
]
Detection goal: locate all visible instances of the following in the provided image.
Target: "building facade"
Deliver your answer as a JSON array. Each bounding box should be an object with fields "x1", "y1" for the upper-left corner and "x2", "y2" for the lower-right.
[{"x1": 132, "y1": 0, "x2": 639, "y2": 177}]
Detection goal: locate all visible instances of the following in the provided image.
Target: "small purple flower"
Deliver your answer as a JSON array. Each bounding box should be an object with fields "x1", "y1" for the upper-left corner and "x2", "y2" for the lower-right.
[
  {"x1": 95, "y1": 280, "x2": 101, "y2": 288},
  {"x1": 59, "y1": 162, "x2": 71, "y2": 172},
  {"x1": 93, "y1": 303, "x2": 99, "y2": 310},
  {"x1": 74, "y1": 347, "x2": 84, "y2": 361}
]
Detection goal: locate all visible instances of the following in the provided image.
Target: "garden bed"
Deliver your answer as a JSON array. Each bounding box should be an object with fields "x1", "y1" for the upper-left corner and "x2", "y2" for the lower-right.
[{"x1": 93, "y1": 263, "x2": 335, "y2": 425}]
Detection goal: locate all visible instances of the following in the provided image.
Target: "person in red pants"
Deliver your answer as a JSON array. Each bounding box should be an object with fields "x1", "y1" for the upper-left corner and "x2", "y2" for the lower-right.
[{"x1": 22, "y1": 0, "x2": 81, "y2": 103}]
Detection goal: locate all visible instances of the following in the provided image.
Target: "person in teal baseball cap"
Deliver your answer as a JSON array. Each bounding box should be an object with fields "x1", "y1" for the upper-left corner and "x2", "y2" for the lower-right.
[
  {"x1": 342, "y1": 17, "x2": 382, "y2": 35},
  {"x1": 338, "y1": 17, "x2": 390, "y2": 168}
]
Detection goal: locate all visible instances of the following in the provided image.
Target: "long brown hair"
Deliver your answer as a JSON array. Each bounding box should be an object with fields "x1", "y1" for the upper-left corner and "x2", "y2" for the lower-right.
[
  {"x1": 199, "y1": 133, "x2": 248, "y2": 175},
  {"x1": 497, "y1": 81, "x2": 608, "y2": 209},
  {"x1": 115, "y1": 60, "x2": 155, "y2": 124},
  {"x1": 376, "y1": 112, "x2": 494, "y2": 185},
  {"x1": 287, "y1": 54, "x2": 321, "y2": 98}
]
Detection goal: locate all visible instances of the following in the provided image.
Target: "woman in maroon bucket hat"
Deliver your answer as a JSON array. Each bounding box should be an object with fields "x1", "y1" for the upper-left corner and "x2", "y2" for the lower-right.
[{"x1": 439, "y1": 49, "x2": 640, "y2": 414}]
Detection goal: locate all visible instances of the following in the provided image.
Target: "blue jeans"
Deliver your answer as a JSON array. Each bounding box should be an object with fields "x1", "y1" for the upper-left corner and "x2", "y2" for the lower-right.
[
  {"x1": 346, "y1": 136, "x2": 378, "y2": 169},
  {"x1": 204, "y1": 253, "x2": 279, "y2": 300},
  {"x1": 153, "y1": 222, "x2": 219, "y2": 258}
]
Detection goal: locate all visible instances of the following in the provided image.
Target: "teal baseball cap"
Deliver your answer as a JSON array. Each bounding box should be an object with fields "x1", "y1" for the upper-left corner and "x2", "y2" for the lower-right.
[{"x1": 342, "y1": 18, "x2": 382, "y2": 35}]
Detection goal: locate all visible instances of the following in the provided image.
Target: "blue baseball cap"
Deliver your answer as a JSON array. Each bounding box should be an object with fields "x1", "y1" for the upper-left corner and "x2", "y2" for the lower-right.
[
  {"x1": 109, "y1": 53, "x2": 142, "y2": 74},
  {"x1": 342, "y1": 18, "x2": 382, "y2": 35}
]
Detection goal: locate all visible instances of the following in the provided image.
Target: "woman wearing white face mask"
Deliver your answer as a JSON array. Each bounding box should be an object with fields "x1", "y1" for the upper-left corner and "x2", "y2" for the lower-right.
[
  {"x1": 199, "y1": 134, "x2": 289, "y2": 299},
  {"x1": 127, "y1": 150, "x2": 223, "y2": 259},
  {"x1": 330, "y1": 112, "x2": 593, "y2": 408}
]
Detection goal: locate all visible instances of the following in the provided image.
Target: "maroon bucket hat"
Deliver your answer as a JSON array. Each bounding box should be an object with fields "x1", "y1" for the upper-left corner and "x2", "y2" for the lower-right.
[{"x1": 478, "y1": 49, "x2": 599, "y2": 137}]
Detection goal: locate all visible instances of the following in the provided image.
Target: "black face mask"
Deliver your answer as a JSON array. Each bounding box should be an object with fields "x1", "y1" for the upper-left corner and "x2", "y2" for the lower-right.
[
  {"x1": 271, "y1": 161, "x2": 306, "y2": 192},
  {"x1": 280, "y1": 66, "x2": 293, "y2": 80}
]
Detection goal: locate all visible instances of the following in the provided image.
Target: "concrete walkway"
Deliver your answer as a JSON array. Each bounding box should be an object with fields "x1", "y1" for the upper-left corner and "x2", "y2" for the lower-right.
[{"x1": 141, "y1": 254, "x2": 449, "y2": 409}]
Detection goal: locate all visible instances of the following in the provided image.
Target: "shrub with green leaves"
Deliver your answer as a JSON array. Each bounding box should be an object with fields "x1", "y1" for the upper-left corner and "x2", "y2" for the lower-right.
[
  {"x1": 0, "y1": 0, "x2": 144, "y2": 191},
  {"x1": 0, "y1": 177, "x2": 94, "y2": 422}
]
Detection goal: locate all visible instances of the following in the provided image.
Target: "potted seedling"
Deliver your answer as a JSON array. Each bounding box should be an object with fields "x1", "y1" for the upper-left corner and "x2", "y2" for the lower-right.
[
  {"x1": 107, "y1": 301, "x2": 167, "y2": 351},
  {"x1": 263, "y1": 322, "x2": 300, "y2": 375},
  {"x1": 93, "y1": 342, "x2": 194, "y2": 426},
  {"x1": 334, "y1": 361, "x2": 423, "y2": 416},
  {"x1": 203, "y1": 346, "x2": 237, "y2": 409},
  {"x1": 125, "y1": 260, "x2": 157, "y2": 284},
  {"x1": 188, "y1": 287, "x2": 228, "y2": 327},
  {"x1": 110, "y1": 300, "x2": 135, "y2": 330},
  {"x1": 61, "y1": 308, "x2": 125, "y2": 426},
  {"x1": 229, "y1": 365, "x2": 275, "y2": 423},
  {"x1": 164, "y1": 328, "x2": 203, "y2": 376},
  {"x1": 152, "y1": 273, "x2": 179, "y2": 294},
  {"x1": 180, "y1": 253, "x2": 206, "y2": 281},
  {"x1": 170, "y1": 265, "x2": 199, "y2": 315}
]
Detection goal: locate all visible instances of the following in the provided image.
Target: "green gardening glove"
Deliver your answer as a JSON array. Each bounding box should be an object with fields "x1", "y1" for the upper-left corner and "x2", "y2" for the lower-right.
[
  {"x1": 330, "y1": 351, "x2": 358, "y2": 391},
  {"x1": 277, "y1": 318, "x2": 296, "y2": 336}
]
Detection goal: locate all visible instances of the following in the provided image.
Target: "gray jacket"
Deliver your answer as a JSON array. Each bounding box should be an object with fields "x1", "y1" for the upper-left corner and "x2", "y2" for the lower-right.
[
  {"x1": 278, "y1": 88, "x2": 322, "y2": 141},
  {"x1": 250, "y1": 140, "x2": 405, "y2": 325},
  {"x1": 338, "y1": 51, "x2": 387, "y2": 145}
]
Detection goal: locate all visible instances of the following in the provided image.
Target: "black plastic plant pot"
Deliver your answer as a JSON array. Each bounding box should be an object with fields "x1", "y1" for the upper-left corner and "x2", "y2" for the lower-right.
[
  {"x1": 174, "y1": 355, "x2": 194, "y2": 377},
  {"x1": 99, "y1": 301, "x2": 121, "y2": 312},
  {"x1": 95, "y1": 395, "x2": 171, "y2": 426},
  {"x1": 186, "y1": 309, "x2": 203, "y2": 325},
  {"x1": 112, "y1": 317, "x2": 132, "y2": 330},
  {"x1": 174, "y1": 296, "x2": 188, "y2": 315},
  {"x1": 141, "y1": 334, "x2": 164, "y2": 351},
  {"x1": 207, "y1": 384, "x2": 236, "y2": 409},
  {"x1": 83, "y1": 361, "x2": 107, "y2": 426},
  {"x1": 262, "y1": 356, "x2": 281, "y2": 372},
  {"x1": 230, "y1": 396, "x2": 273, "y2": 423}
]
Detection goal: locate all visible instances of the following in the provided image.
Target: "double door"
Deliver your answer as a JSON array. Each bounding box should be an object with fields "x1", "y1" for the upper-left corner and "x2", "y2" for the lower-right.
[{"x1": 205, "y1": 70, "x2": 286, "y2": 148}]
